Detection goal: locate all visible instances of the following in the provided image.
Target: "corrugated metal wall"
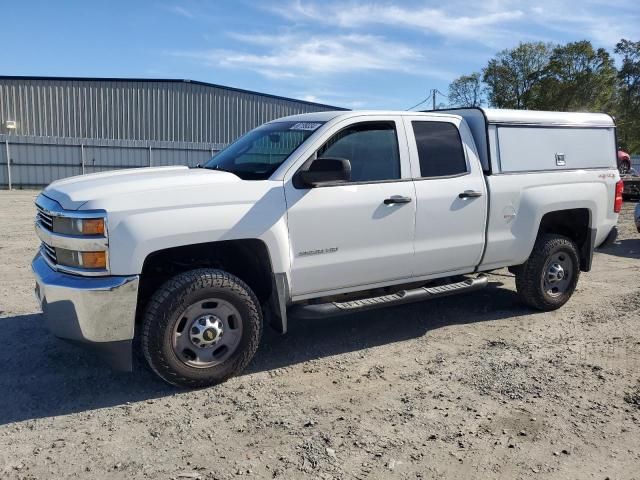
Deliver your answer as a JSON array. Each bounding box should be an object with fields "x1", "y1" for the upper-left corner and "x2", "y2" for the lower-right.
[
  {"x1": 0, "y1": 77, "x2": 343, "y2": 188},
  {"x1": 0, "y1": 135, "x2": 217, "y2": 187}
]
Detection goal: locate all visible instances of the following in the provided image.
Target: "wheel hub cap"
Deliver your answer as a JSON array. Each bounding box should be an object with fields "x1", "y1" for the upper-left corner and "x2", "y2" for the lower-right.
[
  {"x1": 547, "y1": 263, "x2": 565, "y2": 283},
  {"x1": 172, "y1": 298, "x2": 243, "y2": 369},
  {"x1": 543, "y1": 252, "x2": 572, "y2": 297},
  {"x1": 189, "y1": 315, "x2": 224, "y2": 348}
]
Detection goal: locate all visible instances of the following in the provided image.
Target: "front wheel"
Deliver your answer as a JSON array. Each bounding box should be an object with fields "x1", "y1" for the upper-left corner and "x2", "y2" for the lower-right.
[
  {"x1": 141, "y1": 268, "x2": 262, "y2": 388},
  {"x1": 515, "y1": 234, "x2": 580, "y2": 311}
]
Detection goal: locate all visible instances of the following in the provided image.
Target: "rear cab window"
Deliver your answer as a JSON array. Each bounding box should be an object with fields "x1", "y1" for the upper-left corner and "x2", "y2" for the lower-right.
[{"x1": 411, "y1": 121, "x2": 468, "y2": 178}]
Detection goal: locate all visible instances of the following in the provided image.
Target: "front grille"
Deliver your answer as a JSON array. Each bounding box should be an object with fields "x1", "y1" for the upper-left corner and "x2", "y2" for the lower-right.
[
  {"x1": 36, "y1": 203, "x2": 58, "y2": 267},
  {"x1": 36, "y1": 205, "x2": 54, "y2": 231},
  {"x1": 41, "y1": 242, "x2": 57, "y2": 265}
]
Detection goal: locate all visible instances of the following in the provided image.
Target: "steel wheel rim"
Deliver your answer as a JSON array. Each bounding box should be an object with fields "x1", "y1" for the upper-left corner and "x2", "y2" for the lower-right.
[
  {"x1": 172, "y1": 297, "x2": 243, "y2": 368},
  {"x1": 542, "y1": 251, "x2": 573, "y2": 297}
]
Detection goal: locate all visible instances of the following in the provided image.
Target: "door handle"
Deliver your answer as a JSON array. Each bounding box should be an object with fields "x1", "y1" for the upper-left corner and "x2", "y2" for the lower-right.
[
  {"x1": 384, "y1": 196, "x2": 412, "y2": 205},
  {"x1": 458, "y1": 190, "x2": 482, "y2": 199}
]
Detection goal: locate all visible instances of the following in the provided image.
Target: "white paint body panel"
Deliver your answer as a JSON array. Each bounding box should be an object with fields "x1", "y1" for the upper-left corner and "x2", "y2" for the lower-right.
[
  {"x1": 497, "y1": 126, "x2": 616, "y2": 172},
  {"x1": 481, "y1": 170, "x2": 619, "y2": 269},
  {"x1": 286, "y1": 181, "x2": 416, "y2": 296},
  {"x1": 40, "y1": 109, "x2": 619, "y2": 304}
]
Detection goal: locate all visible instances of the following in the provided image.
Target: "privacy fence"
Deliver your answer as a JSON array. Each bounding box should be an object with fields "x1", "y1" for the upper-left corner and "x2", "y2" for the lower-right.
[{"x1": 0, "y1": 134, "x2": 224, "y2": 189}]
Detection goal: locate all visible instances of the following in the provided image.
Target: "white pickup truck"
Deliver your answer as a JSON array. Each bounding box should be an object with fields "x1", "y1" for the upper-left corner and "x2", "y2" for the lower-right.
[{"x1": 32, "y1": 108, "x2": 623, "y2": 387}]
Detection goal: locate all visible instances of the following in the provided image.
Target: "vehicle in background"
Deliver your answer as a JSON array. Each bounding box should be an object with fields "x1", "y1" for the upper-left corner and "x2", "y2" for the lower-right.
[
  {"x1": 32, "y1": 108, "x2": 621, "y2": 388},
  {"x1": 617, "y1": 147, "x2": 640, "y2": 200},
  {"x1": 618, "y1": 148, "x2": 631, "y2": 174}
]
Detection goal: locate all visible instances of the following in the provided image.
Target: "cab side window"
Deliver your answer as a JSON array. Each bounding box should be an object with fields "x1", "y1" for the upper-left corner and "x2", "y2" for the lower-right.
[
  {"x1": 412, "y1": 121, "x2": 468, "y2": 177},
  {"x1": 318, "y1": 122, "x2": 400, "y2": 182}
]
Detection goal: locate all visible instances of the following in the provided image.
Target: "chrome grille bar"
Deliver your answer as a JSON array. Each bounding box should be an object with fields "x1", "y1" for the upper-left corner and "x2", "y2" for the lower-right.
[
  {"x1": 36, "y1": 205, "x2": 54, "y2": 230},
  {"x1": 41, "y1": 243, "x2": 57, "y2": 264}
]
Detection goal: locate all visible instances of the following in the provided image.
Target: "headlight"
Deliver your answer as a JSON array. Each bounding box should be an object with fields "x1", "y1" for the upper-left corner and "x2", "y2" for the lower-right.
[
  {"x1": 35, "y1": 195, "x2": 110, "y2": 276},
  {"x1": 52, "y1": 217, "x2": 105, "y2": 236},
  {"x1": 55, "y1": 248, "x2": 108, "y2": 270}
]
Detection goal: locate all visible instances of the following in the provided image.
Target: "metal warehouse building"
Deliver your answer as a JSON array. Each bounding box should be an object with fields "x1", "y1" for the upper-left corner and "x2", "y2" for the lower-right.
[{"x1": 0, "y1": 76, "x2": 343, "y2": 188}]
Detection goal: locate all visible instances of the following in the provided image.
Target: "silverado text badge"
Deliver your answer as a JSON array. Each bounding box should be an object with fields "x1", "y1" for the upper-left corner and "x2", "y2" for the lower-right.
[{"x1": 298, "y1": 247, "x2": 339, "y2": 257}]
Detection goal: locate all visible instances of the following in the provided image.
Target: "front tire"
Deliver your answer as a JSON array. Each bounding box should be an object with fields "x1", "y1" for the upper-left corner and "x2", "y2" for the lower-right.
[
  {"x1": 141, "y1": 268, "x2": 262, "y2": 388},
  {"x1": 515, "y1": 234, "x2": 580, "y2": 311}
]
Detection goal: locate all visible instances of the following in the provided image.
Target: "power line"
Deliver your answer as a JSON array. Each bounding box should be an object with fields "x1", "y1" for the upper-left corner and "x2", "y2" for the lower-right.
[
  {"x1": 406, "y1": 88, "x2": 448, "y2": 111},
  {"x1": 405, "y1": 96, "x2": 430, "y2": 111}
]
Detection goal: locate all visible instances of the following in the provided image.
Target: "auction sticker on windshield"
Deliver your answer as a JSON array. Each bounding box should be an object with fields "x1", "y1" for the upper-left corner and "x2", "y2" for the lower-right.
[{"x1": 290, "y1": 122, "x2": 323, "y2": 131}]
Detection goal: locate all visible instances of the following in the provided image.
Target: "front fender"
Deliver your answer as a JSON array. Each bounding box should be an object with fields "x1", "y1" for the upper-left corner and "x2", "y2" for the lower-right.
[{"x1": 103, "y1": 184, "x2": 291, "y2": 277}]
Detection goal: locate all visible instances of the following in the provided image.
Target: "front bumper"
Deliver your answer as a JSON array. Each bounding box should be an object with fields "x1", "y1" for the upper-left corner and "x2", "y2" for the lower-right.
[{"x1": 32, "y1": 252, "x2": 139, "y2": 370}]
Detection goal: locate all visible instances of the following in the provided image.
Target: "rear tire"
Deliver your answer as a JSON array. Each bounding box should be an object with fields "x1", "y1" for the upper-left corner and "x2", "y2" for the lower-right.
[
  {"x1": 515, "y1": 234, "x2": 580, "y2": 311},
  {"x1": 141, "y1": 268, "x2": 262, "y2": 388}
]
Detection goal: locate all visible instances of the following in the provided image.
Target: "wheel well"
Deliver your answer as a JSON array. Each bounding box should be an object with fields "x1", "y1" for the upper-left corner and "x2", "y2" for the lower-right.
[
  {"x1": 537, "y1": 209, "x2": 593, "y2": 271},
  {"x1": 136, "y1": 239, "x2": 274, "y2": 322}
]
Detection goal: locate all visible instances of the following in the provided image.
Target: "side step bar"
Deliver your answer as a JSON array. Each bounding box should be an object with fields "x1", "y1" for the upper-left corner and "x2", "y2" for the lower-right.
[{"x1": 289, "y1": 275, "x2": 488, "y2": 320}]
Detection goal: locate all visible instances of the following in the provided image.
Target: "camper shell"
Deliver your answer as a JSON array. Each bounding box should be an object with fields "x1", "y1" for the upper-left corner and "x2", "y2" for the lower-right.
[{"x1": 433, "y1": 108, "x2": 617, "y2": 174}]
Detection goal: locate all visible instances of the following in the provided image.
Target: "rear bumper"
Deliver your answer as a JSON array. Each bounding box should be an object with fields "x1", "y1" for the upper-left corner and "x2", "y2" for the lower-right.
[{"x1": 31, "y1": 253, "x2": 139, "y2": 370}]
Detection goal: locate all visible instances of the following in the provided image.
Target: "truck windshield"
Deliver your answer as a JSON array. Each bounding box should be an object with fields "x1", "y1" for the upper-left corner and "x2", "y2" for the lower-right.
[{"x1": 203, "y1": 121, "x2": 325, "y2": 180}]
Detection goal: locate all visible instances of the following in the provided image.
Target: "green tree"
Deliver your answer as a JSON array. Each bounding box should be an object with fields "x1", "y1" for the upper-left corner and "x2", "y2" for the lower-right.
[
  {"x1": 537, "y1": 41, "x2": 616, "y2": 111},
  {"x1": 482, "y1": 42, "x2": 552, "y2": 108},
  {"x1": 615, "y1": 39, "x2": 640, "y2": 153},
  {"x1": 448, "y1": 72, "x2": 483, "y2": 107}
]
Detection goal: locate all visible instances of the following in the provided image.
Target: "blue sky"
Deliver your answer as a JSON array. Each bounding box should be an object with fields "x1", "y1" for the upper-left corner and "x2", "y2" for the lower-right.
[{"x1": 3, "y1": 0, "x2": 639, "y2": 109}]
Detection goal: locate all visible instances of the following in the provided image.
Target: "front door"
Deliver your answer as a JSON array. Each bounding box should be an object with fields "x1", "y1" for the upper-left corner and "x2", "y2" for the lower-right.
[{"x1": 285, "y1": 118, "x2": 416, "y2": 298}]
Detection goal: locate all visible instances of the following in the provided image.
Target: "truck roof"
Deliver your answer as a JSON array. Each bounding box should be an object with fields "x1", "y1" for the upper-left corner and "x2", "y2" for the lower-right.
[
  {"x1": 272, "y1": 110, "x2": 463, "y2": 124},
  {"x1": 273, "y1": 108, "x2": 615, "y2": 128},
  {"x1": 440, "y1": 107, "x2": 615, "y2": 127}
]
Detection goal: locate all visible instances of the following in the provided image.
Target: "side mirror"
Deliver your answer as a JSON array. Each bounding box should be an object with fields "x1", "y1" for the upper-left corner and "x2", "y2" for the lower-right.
[{"x1": 296, "y1": 157, "x2": 351, "y2": 188}]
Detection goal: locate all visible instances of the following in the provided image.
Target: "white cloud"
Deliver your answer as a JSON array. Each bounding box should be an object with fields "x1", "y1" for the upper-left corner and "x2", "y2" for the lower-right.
[
  {"x1": 166, "y1": 5, "x2": 194, "y2": 19},
  {"x1": 172, "y1": 32, "x2": 441, "y2": 79},
  {"x1": 267, "y1": 1, "x2": 524, "y2": 44},
  {"x1": 265, "y1": 0, "x2": 639, "y2": 48},
  {"x1": 522, "y1": 1, "x2": 640, "y2": 47}
]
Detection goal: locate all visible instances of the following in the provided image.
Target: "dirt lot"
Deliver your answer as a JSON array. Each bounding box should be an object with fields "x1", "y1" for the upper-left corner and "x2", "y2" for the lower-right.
[{"x1": 0, "y1": 189, "x2": 639, "y2": 480}]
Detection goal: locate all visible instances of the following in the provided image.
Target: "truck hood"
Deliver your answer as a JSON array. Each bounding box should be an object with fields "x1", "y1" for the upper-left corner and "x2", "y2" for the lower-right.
[{"x1": 44, "y1": 166, "x2": 241, "y2": 210}]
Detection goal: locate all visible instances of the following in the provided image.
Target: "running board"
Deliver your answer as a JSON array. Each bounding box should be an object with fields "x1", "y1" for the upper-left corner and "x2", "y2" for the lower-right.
[{"x1": 289, "y1": 275, "x2": 488, "y2": 320}]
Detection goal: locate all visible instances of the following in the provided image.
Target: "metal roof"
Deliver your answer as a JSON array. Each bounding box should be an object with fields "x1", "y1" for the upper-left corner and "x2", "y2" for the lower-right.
[
  {"x1": 0, "y1": 75, "x2": 347, "y2": 111},
  {"x1": 0, "y1": 76, "x2": 346, "y2": 143}
]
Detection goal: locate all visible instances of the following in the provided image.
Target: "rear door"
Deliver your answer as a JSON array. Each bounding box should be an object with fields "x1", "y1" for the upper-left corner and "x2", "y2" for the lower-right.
[
  {"x1": 403, "y1": 116, "x2": 487, "y2": 276},
  {"x1": 284, "y1": 117, "x2": 416, "y2": 298}
]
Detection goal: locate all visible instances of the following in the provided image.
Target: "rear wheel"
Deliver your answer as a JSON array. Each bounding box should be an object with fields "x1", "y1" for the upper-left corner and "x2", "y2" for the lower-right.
[
  {"x1": 141, "y1": 268, "x2": 262, "y2": 388},
  {"x1": 515, "y1": 234, "x2": 580, "y2": 311}
]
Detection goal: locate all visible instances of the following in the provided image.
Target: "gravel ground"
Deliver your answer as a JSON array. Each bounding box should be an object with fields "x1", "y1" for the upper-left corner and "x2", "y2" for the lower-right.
[{"x1": 0, "y1": 189, "x2": 639, "y2": 480}]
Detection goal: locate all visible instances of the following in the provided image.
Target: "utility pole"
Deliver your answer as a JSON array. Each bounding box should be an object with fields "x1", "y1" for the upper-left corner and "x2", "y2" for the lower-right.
[{"x1": 406, "y1": 88, "x2": 446, "y2": 111}]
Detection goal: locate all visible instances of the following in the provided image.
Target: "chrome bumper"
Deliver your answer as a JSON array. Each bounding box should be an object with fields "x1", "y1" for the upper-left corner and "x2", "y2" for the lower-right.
[{"x1": 31, "y1": 252, "x2": 139, "y2": 370}]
